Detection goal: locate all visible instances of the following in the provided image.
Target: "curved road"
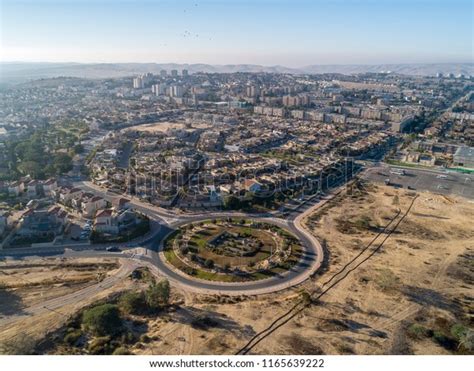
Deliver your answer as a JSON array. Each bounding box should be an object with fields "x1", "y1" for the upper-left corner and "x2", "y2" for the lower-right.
[{"x1": 1, "y1": 181, "x2": 339, "y2": 296}]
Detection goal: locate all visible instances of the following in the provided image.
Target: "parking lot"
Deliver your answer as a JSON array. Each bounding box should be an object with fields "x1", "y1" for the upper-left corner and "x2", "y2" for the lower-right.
[{"x1": 363, "y1": 166, "x2": 474, "y2": 200}]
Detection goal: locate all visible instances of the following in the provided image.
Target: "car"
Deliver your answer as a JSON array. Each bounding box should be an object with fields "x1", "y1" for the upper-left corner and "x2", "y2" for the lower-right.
[
  {"x1": 436, "y1": 175, "x2": 448, "y2": 179},
  {"x1": 390, "y1": 169, "x2": 405, "y2": 176},
  {"x1": 106, "y1": 246, "x2": 121, "y2": 252}
]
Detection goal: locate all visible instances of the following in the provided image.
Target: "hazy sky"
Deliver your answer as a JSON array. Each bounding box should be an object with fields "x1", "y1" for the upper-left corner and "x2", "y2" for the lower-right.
[{"x1": 1, "y1": 0, "x2": 472, "y2": 66}]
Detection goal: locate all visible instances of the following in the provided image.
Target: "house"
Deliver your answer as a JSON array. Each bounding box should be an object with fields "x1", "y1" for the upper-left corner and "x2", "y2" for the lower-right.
[
  {"x1": 47, "y1": 206, "x2": 69, "y2": 226},
  {"x1": 42, "y1": 178, "x2": 58, "y2": 196},
  {"x1": 93, "y1": 208, "x2": 142, "y2": 235},
  {"x1": 82, "y1": 196, "x2": 107, "y2": 218},
  {"x1": 116, "y1": 209, "x2": 137, "y2": 229},
  {"x1": 94, "y1": 209, "x2": 119, "y2": 234},
  {"x1": 243, "y1": 179, "x2": 262, "y2": 193},
  {"x1": 112, "y1": 197, "x2": 131, "y2": 210},
  {"x1": 26, "y1": 180, "x2": 38, "y2": 198},
  {"x1": 419, "y1": 154, "x2": 435, "y2": 166},
  {"x1": 8, "y1": 181, "x2": 24, "y2": 196},
  {"x1": 56, "y1": 187, "x2": 83, "y2": 205},
  {"x1": 16, "y1": 208, "x2": 65, "y2": 239}
]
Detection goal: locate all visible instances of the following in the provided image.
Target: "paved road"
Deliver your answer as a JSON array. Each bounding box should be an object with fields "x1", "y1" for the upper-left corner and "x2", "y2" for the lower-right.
[{"x1": 0, "y1": 176, "x2": 355, "y2": 300}]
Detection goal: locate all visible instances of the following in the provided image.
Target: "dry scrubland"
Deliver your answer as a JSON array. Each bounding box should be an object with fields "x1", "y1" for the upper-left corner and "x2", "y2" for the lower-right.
[
  {"x1": 0, "y1": 258, "x2": 130, "y2": 353},
  {"x1": 0, "y1": 182, "x2": 472, "y2": 355}
]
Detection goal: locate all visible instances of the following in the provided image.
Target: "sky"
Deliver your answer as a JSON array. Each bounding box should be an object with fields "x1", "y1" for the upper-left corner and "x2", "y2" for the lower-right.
[{"x1": 0, "y1": 0, "x2": 473, "y2": 66}]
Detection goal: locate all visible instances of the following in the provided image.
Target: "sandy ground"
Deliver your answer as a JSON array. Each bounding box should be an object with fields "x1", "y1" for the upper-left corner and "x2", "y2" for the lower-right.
[
  {"x1": 0, "y1": 257, "x2": 132, "y2": 349},
  {"x1": 1, "y1": 182, "x2": 472, "y2": 355},
  {"x1": 124, "y1": 121, "x2": 210, "y2": 133},
  {"x1": 132, "y1": 183, "x2": 473, "y2": 355}
]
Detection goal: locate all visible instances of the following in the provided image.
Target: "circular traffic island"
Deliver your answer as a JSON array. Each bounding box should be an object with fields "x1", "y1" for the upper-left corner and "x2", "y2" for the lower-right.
[{"x1": 163, "y1": 218, "x2": 304, "y2": 282}]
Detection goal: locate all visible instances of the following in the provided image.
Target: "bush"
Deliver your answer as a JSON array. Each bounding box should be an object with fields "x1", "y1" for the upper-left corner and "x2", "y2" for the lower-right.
[
  {"x1": 459, "y1": 330, "x2": 474, "y2": 352},
  {"x1": 145, "y1": 279, "x2": 170, "y2": 311},
  {"x1": 204, "y1": 259, "x2": 215, "y2": 269},
  {"x1": 432, "y1": 331, "x2": 457, "y2": 350},
  {"x1": 82, "y1": 304, "x2": 123, "y2": 336},
  {"x1": 63, "y1": 329, "x2": 82, "y2": 346},
  {"x1": 87, "y1": 336, "x2": 115, "y2": 355},
  {"x1": 119, "y1": 291, "x2": 146, "y2": 315},
  {"x1": 120, "y1": 332, "x2": 137, "y2": 345},
  {"x1": 112, "y1": 346, "x2": 131, "y2": 355},
  {"x1": 139, "y1": 334, "x2": 151, "y2": 343},
  {"x1": 407, "y1": 324, "x2": 431, "y2": 340},
  {"x1": 450, "y1": 324, "x2": 467, "y2": 341}
]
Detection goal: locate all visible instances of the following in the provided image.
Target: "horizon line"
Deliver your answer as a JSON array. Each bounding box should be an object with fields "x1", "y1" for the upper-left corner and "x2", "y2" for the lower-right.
[{"x1": 2, "y1": 60, "x2": 473, "y2": 67}]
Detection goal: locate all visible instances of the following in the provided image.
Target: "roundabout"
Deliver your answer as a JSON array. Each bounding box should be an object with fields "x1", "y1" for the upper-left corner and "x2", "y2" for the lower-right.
[
  {"x1": 146, "y1": 209, "x2": 325, "y2": 295},
  {"x1": 162, "y1": 218, "x2": 304, "y2": 283}
]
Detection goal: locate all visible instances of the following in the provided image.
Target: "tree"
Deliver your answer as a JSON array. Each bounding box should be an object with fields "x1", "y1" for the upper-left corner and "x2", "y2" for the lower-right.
[
  {"x1": 18, "y1": 161, "x2": 44, "y2": 179},
  {"x1": 82, "y1": 304, "x2": 123, "y2": 336},
  {"x1": 53, "y1": 153, "x2": 73, "y2": 174},
  {"x1": 223, "y1": 195, "x2": 241, "y2": 210},
  {"x1": 118, "y1": 291, "x2": 146, "y2": 315},
  {"x1": 145, "y1": 279, "x2": 170, "y2": 310}
]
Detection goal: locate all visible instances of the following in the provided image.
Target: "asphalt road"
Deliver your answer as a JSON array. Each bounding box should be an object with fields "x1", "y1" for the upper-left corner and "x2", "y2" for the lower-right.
[{"x1": 1, "y1": 182, "x2": 330, "y2": 295}]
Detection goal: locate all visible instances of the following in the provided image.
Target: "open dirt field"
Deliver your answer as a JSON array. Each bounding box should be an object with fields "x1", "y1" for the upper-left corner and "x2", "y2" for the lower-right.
[
  {"x1": 0, "y1": 257, "x2": 136, "y2": 352},
  {"x1": 129, "y1": 183, "x2": 473, "y2": 355},
  {"x1": 2, "y1": 182, "x2": 472, "y2": 355},
  {"x1": 124, "y1": 121, "x2": 210, "y2": 133}
]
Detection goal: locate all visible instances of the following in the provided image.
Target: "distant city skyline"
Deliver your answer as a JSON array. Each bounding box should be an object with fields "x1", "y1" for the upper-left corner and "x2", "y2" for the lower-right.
[{"x1": 1, "y1": 0, "x2": 472, "y2": 66}]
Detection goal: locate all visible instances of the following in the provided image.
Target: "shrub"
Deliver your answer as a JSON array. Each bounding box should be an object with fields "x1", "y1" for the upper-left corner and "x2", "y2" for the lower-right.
[
  {"x1": 112, "y1": 346, "x2": 131, "y2": 355},
  {"x1": 407, "y1": 324, "x2": 431, "y2": 340},
  {"x1": 458, "y1": 330, "x2": 474, "y2": 352},
  {"x1": 145, "y1": 279, "x2": 170, "y2": 310},
  {"x1": 82, "y1": 304, "x2": 123, "y2": 337},
  {"x1": 118, "y1": 291, "x2": 146, "y2": 315},
  {"x1": 120, "y1": 332, "x2": 136, "y2": 344},
  {"x1": 432, "y1": 331, "x2": 457, "y2": 350},
  {"x1": 87, "y1": 336, "x2": 115, "y2": 355},
  {"x1": 63, "y1": 329, "x2": 82, "y2": 346},
  {"x1": 139, "y1": 334, "x2": 151, "y2": 343},
  {"x1": 204, "y1": 259, "x2": 215, "y2": 269},
  {"x1": 450, "y1": 324, "x2": 467, "y2": 341}
]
